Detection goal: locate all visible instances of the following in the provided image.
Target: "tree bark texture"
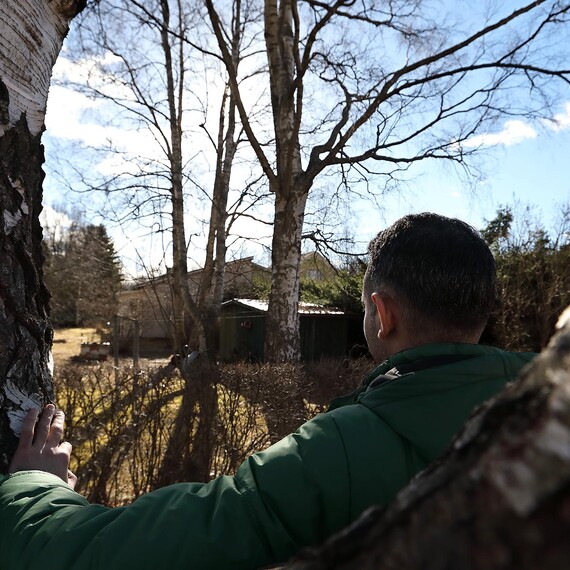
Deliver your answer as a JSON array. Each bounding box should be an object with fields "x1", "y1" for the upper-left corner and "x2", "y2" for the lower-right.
[
  {"x1": 279, "y1": 315, "x2": 570, "y2": 570},
  {"x1": 0, "y1": 0, "x2": 84, "y2": 472},
  {"x1": 265, "y1": 189, "x2": 308, "y2": 362},
  {"x1": 263, "y1": 0, "x2": 309, "y2": 363}
]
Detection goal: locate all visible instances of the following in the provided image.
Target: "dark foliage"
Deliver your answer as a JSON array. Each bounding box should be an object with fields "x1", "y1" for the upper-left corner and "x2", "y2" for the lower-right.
[
  {"x1": 481, "y1": 206, "x2": 570, "y2": 352},
  {"x1": 43, "y1": 221, "x2": 122, "y2": 326}
]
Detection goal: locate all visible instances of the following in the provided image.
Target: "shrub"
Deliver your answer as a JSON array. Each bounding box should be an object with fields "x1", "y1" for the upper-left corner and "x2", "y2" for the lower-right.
[{"x1": 55, "y1": 357, "x2": 371, "y2": 506}]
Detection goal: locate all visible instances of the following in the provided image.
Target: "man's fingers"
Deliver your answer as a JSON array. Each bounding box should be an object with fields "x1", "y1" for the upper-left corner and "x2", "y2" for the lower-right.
[
  {"x1": 58, "y1": 441, "x2": 72, "y2": 455},
  {"x1": 46, "y1": 410, "x2": 66, "y2": 448},
  {"x1": 18, "y1": 408, "x2": 40, "y2": 449},
  {"x1": 9, "y1": 405, "x2": 74, "y2": 482},
  {"x1": 33, "y1": 404, "x2": 55, "y2": 447},
  {"x1": 67, "y1": 469, "x2": 78, "y2": 490}
]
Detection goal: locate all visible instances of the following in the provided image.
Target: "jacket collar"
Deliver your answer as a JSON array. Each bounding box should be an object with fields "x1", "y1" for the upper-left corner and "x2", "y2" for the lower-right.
[{"x1": 328, "y1": 342, "x2": 506, "y2": 411}]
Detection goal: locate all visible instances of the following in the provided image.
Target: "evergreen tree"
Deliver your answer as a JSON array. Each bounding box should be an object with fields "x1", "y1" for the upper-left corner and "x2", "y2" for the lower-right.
[
  {"x1": 481, "y1": 206, "x2": 570, "y2": 351},
  {"x1": 44, "y1": 223, "x2": 122, "y2": 326}
]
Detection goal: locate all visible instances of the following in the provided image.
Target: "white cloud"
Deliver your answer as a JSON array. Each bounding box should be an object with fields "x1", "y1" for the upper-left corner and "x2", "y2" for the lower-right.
[
  {"x1": 39, "y1": 205, "x2": 74, "y2": 243},
  {"x1": 545, "y1": 102, "x2": 570, "y2": 132},
  {"x1": 45, "y1": 81, "x2": 165, "y2": 175},
  {"x1": 45, "y1": 85, "x2": 99, "y2": 135},
  {"x1": 52, "y1": 52, "x2": 129, "y2": 100},
  {"x1": 460, "y1": 102, "x2": 570, "y2": 150},
  {"x1": 46, "y1": 54, "x2": 161, "y2": 156},
  {"x1": 462, "y1": 120, "x2": 537, "y2": 148}
]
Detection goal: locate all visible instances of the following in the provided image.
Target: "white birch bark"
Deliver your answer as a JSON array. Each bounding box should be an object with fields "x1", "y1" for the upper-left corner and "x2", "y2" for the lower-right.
[
  {"x1": 0, "y1": 0, "x2": 84, "y2": 471},
  {"x1": 0, "y1": 0, "x2": 80, "y2": 136},
  {"x1": 263, "y1": 0, "x2": 308, "y2": 362}
]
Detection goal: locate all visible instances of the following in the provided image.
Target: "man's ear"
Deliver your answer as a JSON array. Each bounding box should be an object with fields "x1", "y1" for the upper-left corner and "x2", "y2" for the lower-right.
[{"x1": 371, "y1": 292, "x2": 397, "y2": 339}]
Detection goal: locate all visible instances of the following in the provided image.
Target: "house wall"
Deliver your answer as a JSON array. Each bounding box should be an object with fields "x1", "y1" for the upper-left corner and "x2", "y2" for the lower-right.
[
  {"x1": 117, "y1": 255, "x2": 365, "y2": 360},
  {"x1": 219, "y1": 304, "x2": 266, "y2": 361},
  {"x1": 118, "y1": 284, "x2": 174, "y2": 340},
  {"x1": 299, "y1": 315, "x2": 366, "y2": 361},
  {"x1": 118, "y1": 257, "x2": 270, "y2": 344},
  {"x1": 220, "y1": 303, "x2": 365, "y2": 362}
]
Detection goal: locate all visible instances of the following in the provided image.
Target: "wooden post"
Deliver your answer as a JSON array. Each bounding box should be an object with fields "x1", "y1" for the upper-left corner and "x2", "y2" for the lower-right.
[
  {"x1": 133, "y1": 319, "x2": 140, "y2": 373},
  {"x1": 113, "y1": 315, "x2": 120, "y2": 384}
]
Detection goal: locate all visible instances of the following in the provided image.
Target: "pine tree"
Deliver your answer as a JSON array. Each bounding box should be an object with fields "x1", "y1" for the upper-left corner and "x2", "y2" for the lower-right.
[{"x1": 44, "y1": 223, "x2": 122, "y2": 326}]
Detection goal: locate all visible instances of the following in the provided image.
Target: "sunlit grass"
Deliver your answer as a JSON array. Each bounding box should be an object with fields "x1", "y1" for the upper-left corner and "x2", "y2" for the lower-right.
[{"x1": 51, "y1": 327, "x2": 369, "y2": 506}]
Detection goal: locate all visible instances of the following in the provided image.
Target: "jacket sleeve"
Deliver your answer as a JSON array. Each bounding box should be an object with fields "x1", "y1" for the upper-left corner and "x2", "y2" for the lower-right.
[{"x1": 0, "y1": 414, "x2": 351, "y2": 570}]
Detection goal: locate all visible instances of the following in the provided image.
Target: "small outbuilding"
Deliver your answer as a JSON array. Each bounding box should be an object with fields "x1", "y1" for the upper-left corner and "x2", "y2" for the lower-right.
[{"x1": 220, "y1": 299, "x2": 366, "y2": 362}]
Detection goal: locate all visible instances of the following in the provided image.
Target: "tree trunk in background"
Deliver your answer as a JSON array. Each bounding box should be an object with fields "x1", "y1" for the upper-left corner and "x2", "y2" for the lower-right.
[
  {"x1": 265, "y1": 189, "x2": 308, "y2": 362},
  {"x1": 280, "y1": 314, "x2": 570, "y2": 570},
  {"x1": 210, "y1": 0, "x2": 570, "y2": 364},
  {"x1": 197, "y1": 82, "x2": 237, "y2": 358},
  {"x1": 0, "y1": 0, "x2": 85, "y2": 473},
  {"x1": 263, "y1": 0, "x2": 308, "y2": 363}
]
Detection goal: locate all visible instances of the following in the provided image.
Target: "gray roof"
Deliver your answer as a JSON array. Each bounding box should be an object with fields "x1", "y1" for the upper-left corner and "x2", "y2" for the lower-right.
[{"x1": 222, "y1": 298, "x2": 346, "y2": 316}]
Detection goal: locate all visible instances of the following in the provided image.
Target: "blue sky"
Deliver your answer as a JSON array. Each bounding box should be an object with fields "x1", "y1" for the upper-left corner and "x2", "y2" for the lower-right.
[
  {"x1": 359, "y1": 116, "x2": 570, "y2": 237},
  {"x1": 40, "y1": 2, "x2": 570, "y2": 273},
  {"x1": 42, "y1": 80, "x2": 570, "y2": 273}
]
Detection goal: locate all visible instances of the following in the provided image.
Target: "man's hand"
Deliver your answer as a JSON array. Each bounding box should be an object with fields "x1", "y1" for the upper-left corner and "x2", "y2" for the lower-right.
[{"x1": 8, "y1": 404, "x2": 77, "y2": 489}]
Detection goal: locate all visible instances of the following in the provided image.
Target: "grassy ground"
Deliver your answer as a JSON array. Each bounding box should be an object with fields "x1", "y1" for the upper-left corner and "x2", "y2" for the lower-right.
[
  {"x1": 52, "y1": 327, "x2": 170, "y2": 372},
  {"x1": 52, "y1": 327, "x2": 100, "y2": 369}
]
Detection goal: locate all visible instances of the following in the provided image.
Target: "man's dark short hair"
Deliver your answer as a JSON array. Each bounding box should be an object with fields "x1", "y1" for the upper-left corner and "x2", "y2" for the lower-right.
[{"x1": 365, "y1": 213, "x2": 497, "y2": 333}]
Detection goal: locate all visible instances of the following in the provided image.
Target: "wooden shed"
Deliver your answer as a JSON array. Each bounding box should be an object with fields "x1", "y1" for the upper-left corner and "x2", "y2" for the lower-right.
[{"x1": 220, "y1": 299, "x2": 366, "y2": 362}]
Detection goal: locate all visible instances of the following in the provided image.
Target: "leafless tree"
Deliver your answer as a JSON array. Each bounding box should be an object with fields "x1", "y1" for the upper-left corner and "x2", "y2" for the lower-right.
[
  {"x1": 206, "y1": 0, "x2": 570, "y2": 361},
  {"x1": 37, "y1": 0, "x2": 266, "y2": 482}
]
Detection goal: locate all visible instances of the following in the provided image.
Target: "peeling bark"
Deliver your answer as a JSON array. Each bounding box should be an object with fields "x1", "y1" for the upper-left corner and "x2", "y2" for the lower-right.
[
  {"x1": 0, "y1": 0, "x2": 84, "y2": 472},
  {"x1": 279, "y1": 317, "x2": 570, "y2": 570},
  {"x1": 263, "y1": 0, "x2": 308, "y2": 363},
  {"x1": 265, "y1": 188, "x2": 308, "y2": 362}
]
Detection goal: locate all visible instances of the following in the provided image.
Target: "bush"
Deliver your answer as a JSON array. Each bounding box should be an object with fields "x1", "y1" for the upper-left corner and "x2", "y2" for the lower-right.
[{"x1": 55, "y1": 357, "x2": 371, "y2": 506}]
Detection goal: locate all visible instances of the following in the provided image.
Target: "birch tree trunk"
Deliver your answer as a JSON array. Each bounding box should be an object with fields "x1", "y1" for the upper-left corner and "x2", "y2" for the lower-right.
[
  {"x1": 0, "y1": 0, "x2": 84, "y2": 472},
  {"x1": 263, "y1": 0, "x2": 308, "y2": 362},
  {"x1": 155, "y1": 0, "x2": 220, "y2": 486},
  {"x1": 207, "y1": 0, "x2": 570, "y2": 364},
  {"x1": 266, "y1": 189, "x2": 307, "y2": 362},
  {"x1": 280, "y1": 313, "x2": 570, "y2": 570},
  {"x1": 198, "y1": 0, "x2": 243, "y2": 357}
]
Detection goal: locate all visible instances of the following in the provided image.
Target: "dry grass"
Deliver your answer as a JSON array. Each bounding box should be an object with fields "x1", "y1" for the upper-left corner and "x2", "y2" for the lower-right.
[
  {"x1": 52, "y1": 327, "x2": 100, "y2": 368},
  {"x1": 51, "y1": 327, "x2": 170, "y2": 374},
  {"x1": 51, "y1": 328, "x2": 371, "y2": 505}
]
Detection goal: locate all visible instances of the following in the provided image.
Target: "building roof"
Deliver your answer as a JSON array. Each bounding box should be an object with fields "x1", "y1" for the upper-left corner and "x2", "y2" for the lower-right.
[
  {"x1": 186, "y1": 256, "x2": 269, "y2": 279},
  {"x1": 122, "y1": 257, "x2": 270, "y2": 291},
  {"x1": 222, "y1": 298, "x2": 346, "y2": 316}
]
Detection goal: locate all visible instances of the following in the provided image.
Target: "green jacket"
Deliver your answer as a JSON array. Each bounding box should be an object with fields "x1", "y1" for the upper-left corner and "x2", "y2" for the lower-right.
[{"x1": 0, "y1": 343, "x2": 534, "y2": 570}]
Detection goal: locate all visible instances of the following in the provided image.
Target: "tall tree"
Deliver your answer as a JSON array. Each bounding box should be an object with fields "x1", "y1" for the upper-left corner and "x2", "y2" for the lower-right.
[
  {"x1": 482, "y1": 205, "x2": 570, "y2": 352},
  {"x1": 206, "y1": 0, "x2": 570, "y2": 362},
  {"x1": 61, "y1": 0, "x2": 264, "y2": 358},
  {"x1": 69, "y1": 0, "x2": 199, "y2": 353},
  {"x1": 43, "y1": 221, "x2": 123, "y2": 326},
  {"x1": 63, "y1": 0, "x2": 264, "y2": 483},
  {"x1": 0, "y1": 0, "x2": 85, "y2": 472}
]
